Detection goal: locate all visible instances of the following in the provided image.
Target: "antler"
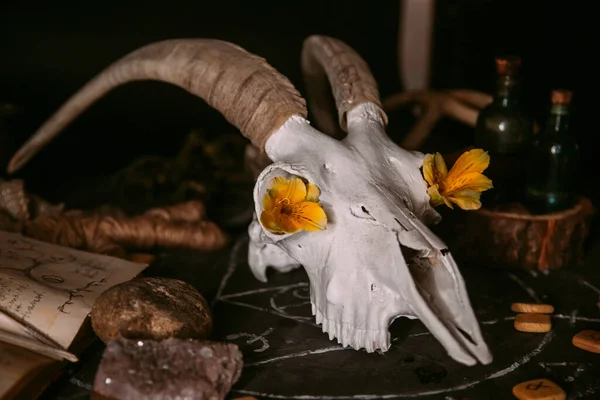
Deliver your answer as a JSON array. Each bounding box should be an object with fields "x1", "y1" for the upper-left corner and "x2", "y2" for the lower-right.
[
  {"x1": 382, "y1": 90, "x2": 492, "y2": 150},
  {"x1": 7, "y1": 39, "x2": 307, "y2": 173},
  {"x1": 301, "y1": 35, "x2": 388, "y2": 138}
]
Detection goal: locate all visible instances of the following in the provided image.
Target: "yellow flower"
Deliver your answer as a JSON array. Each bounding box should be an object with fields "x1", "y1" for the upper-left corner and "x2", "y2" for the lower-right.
[
  {"x1": 260, "y1": 176, "x2": 327, "y2": 235},
  {"x1": 422, "y1": 149, "x2": 493, "y2": 210}
]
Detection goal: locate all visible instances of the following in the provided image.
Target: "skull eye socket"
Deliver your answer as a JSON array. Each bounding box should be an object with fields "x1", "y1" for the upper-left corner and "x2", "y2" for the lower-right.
[{"x1": 254, "y1": 163, "x2": 328, "y2": 241}]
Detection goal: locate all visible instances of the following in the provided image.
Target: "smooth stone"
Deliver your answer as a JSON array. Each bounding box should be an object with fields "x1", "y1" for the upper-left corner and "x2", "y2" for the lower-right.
[{"x1": 91, "y1": 277, "x2": 212, "y2": 343}]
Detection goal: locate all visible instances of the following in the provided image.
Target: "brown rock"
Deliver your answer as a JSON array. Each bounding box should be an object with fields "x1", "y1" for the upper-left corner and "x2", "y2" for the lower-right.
[
  {"x1": 91, "y1": 277, "x2": 212, "y2": 343},
  {"x1": 93, "y1": 337, "x2": 243, "y2": 400}
]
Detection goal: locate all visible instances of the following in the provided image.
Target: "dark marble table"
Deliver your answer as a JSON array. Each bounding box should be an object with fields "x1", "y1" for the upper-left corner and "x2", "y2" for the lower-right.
[{"x1": 38, "y1": 223, "x2": 600, "y2": 400}]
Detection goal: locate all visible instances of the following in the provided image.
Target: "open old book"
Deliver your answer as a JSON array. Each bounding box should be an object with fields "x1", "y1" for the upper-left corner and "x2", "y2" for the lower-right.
[{"x1": 0, "y1": 230, "x2": 148, "y2": 399}]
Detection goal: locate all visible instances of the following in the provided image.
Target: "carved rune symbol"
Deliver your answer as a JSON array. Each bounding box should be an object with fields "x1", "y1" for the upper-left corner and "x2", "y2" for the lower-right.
[
  {"x1": 226, "y1": 327, "x2": 274, "y2": 353},
  {"x1": 526, "y1": 381, "x2": 551, "y2": 391}
]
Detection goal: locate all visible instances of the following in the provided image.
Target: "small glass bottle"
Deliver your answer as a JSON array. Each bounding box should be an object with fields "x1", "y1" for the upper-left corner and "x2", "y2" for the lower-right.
[
  {"x1": 474, "y1": 56, "x2": 534, "y2": 205},
  {"x1": 474, "y1": 56, "x2": 534, "y2": 154},
  {"x1": 524, "y1": 89, "x2": 579, "y2": 214}
]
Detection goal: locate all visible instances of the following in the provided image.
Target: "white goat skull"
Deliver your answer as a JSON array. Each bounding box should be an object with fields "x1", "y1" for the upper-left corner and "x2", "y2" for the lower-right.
[{"x1": 7, "y1": 36, "x2": 492, "y2": 366}]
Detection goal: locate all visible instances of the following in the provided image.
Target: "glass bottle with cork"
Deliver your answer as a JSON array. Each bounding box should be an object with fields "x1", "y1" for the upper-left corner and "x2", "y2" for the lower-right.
[
  {"x1": 474, "y1": 56, "x2": 534, "y2": 205},
  {"x1": 524, "y1": 89, "x2": 578, "y2": 214}
]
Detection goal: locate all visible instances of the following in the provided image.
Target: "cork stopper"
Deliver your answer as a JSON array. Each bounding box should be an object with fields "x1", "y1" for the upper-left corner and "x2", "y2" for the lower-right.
[
  {"x1": 495, "y1": 56, "x2": 521, "y2": 77},
  {"x1": 551, "y1": 89, "x2": 573, "y2": 105}
]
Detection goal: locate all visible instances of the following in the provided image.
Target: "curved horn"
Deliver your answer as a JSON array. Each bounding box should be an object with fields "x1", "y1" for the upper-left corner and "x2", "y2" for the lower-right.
[
  {"x1": 8, "y1": 39, "x2": 307, "y2": 174},
  {"x1": 301, "y1": 35, "x2": 387, "y2": 136}
]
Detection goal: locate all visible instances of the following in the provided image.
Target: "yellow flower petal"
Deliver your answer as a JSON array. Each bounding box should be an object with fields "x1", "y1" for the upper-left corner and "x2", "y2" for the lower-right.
[
  {"x1": 422, "y1": 154, "x2": 436, "y2": 187},
  {"x1": 447, "y1": 189, "x2": 483, "y2": 210},
  {"x1": 305, "y1": 182, "x2": 320, "y2": 202},
  {"x1": 445, "y1": 149, "x2": 490, "y2": 183},
  {"x1": 268, "y1": 176, "x2": 307, "y2": 204},
  {"x1": 427, "y1": 185, "x2": 446, "y2": 208},
  {"x1": 288, "y1": 201, "x2": 328, "y2": 232},
  {"x1": 261, "y1": 175, "x2": 328, "y2": 234},
  {"x1": 277, "y1": 215, "x2": 303, "y2": 234},
  {"x1": 421, "y1": 149, "x2": 492, "y2": 210},
  {"x1": 442, "y1": 172, "x2": 493, "y2": 195},
  {"x1": 260, "y1": 209, "x2": 285, "y2": 234},
  {"x1": 433, "y1": 152, "x2": 448, "y2": 178},
  {"x1": 423, "y1": 152, "x2": 449, "y2": 188},
  {"x1": 263, "y1": 192, "x2": 274, "y2": 210},
  {"x1": 442, "y1": 196, "x2": 453, "y2": 209}
]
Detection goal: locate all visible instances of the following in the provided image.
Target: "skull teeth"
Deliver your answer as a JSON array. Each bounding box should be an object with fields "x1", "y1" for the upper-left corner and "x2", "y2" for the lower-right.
[{"x1": 313, "y1": 304, "x2": 391, "y2": 353}]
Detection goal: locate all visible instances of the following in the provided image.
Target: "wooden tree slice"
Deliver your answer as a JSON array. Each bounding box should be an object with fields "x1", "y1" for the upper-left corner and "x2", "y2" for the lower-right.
[{"x1": 437, "y1": 197, "x2": 595, "y2": 271}]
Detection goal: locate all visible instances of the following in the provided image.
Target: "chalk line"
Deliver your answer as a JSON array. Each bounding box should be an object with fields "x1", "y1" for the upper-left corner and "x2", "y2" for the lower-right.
[
  {"x1": 528, "y1": 270, "x2": 539, "y2": 278},
  {"x1": 539, "y1": 361, "x2": 588, "y2": 370},
  {"x1": 245, "y1": 346, "x2": 350, "y2": 367},
  {"x1": 406, "y1": 332, "x2": 430, "y2": 338},
  {"x1": 554, "y1": 314, "x2": 600, "y2": 323},
  {"x1": 570, "y1": 309, "x2": 579, "y2": 326},
  {"x1": 232, "y1": 331, "x2": 555, "y2": 399},
  {"x1": 508, "y1": 273, "x2": 542, "y2": 303},
  {"x1": 227, "y1": 328, "x2": 274, "y2": 353},
  {"x1": 244, "y1": 330, "x2": 448, "y2": 368},
  {"x1": 219, "y1": 298, "x2": 319, "y2": 328},
  {"x1": 481, "y1": 319, "x2": 499, "y2": 325},
  {"x1": 220, "y1": 282, "x2": 309, "y2": 300},
  {"x1": 68, "y1": 377, "x2": 93, "y2": 391},
  {"x1": 270, "y1": 296, "x2": 312, "y2": 320},
  {"x1": 212, "y1": 235, "x2": 248, "y2": 306},
  {"x1": 486, "y1": 331, "x2": 554, "y2": 379},
  {"x1": 482, "y1": 314, "x2": 600, "y2": 324},
  {"x1": 292, "y1": 287, "x2": 311, "y2": 299},
  {"x1": 281, "y1": 301, "x2": 312, "y2": 310},
  {"x1": 577, "y1": 277, "x2": 600, "y2": 295}
]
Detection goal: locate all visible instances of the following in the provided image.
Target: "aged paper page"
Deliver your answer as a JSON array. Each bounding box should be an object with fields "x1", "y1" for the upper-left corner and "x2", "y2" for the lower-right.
[
  {"x1": 0, "y1": 309, "x2": 34, "y2": 340},
  {"x1": 0, "y1": 231, "x2": 147, "y2": 350},
  {"x1": 0, "y1": 341, "x2": 55, "y2": 400}
]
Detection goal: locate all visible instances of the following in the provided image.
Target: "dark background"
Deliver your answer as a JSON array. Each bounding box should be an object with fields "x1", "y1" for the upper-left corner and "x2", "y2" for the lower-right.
[
  {"x1": 0, "y1": 4, "x2": 597, "y2": 399},
  {"x1": 0, "y1": 0, "x2": 590, "y2": 206}
]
